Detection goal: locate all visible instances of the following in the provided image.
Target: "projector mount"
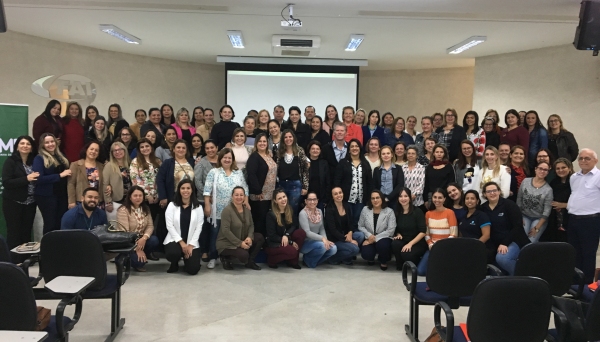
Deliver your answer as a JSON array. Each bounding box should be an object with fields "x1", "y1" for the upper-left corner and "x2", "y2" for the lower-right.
[{"x1": 281, "y1": 4, "x2": 302, "y2": 29}]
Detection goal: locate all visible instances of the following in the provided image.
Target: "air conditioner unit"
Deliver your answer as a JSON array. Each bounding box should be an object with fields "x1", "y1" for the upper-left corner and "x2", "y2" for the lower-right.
[{"x1": 272, "y1": 35, "x2": 321, "y2": 57}]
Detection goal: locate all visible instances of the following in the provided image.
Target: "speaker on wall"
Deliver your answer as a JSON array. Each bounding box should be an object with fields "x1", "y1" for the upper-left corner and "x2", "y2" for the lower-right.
[
  {"x1": 574, "y1": 0, "x2": 600, "y2": 53},
  {"x1": 0, "y1": 0, "x2": 6, "y2": 33}
]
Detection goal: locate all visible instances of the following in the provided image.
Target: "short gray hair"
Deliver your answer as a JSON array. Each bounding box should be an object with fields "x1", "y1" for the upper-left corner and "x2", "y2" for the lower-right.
[
  {"x1": 579, "y1": 148, "x2": 598, "y2": 160},
  {"x1": 332, "y1": 121, "x2": 347, "y2": 131}
]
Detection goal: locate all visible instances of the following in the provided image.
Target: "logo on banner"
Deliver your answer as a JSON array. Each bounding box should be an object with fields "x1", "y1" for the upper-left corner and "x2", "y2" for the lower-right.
[{"x1": 31, "y1": 74, "x2": 97, "y2": 108}]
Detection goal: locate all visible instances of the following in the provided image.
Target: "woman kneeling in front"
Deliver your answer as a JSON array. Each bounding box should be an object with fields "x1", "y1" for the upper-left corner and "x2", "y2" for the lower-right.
[
  {"x1": 164, "y1": 179, "x2": 203, "y2": 275},
  {"x1": 299, "y1": 192, "x2": 337, "y2": 268},
  {"x1": 358, "y1": 190, "x2": 396, "y2": 270},
  {"x1": 265, "y1": 189, "x2": 306, "y2": 269},
  {"x1": 116, "y1": 186, "x2": 159, "y2": 272},
  {"x1": 216, "y1": 186, "x2": 264, "y2": 270}
]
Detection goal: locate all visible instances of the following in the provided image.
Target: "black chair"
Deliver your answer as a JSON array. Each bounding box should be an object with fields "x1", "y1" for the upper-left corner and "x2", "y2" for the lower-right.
[
  {"x1": 34, "y1": 230, "x2": 130, "y2": 342},
  {"x1": 402, "y1": 238, "x2": 499, "y2": 342},
  {"x1": 0, "y1": 235, "x2": 40, "y2": 285},
  {"x1": 0, "y1": 262, "x2": 83, "y2": 341},
  {"x1": 550, "y1": 287, "x2": 600, "y2": 342},
  {"x1": 514, "y1": 242, "x2": 585, "y2": 298},
  {"x1": 434, "y1": 276, "x2": 554, "y2": 342}
]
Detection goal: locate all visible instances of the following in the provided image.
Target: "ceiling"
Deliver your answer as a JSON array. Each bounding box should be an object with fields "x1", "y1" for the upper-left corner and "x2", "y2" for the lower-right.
[{"x1": 3, "y1": 0, "x2": 582, "y2": 70}]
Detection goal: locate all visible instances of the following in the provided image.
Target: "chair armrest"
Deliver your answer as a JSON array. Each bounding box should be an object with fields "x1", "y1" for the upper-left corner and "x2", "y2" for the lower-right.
[
  {"x1": 486, "y1": 264, "x2": 503, "y2": 276},
  {"x1": 30, "y1": 274, "x2": 43, "y2": 287},
  {"x1": 569, "y1": 268, "x2": 585, "y2": 299},
  {"x1": 550, "y1": 305, "x2": 568, "y2": 342},
  {"x1": 20, "y1": 259, "x2": 31, "y2": 276},
  {"x1": 402, "y1": 261, "x2": 417, "y2": 293},
  {"x1": 434, "y1": 301, "x2": 455, "y2": 342},
  {"x1": 45, "y1": 276, "x2": 95, "y2": 296},
  {"x1": 115, "y1": 253, "x2": 131, "y2": 286},
  {"x1": 54, "y1": 294, "x2": 83, "y2": 339}
]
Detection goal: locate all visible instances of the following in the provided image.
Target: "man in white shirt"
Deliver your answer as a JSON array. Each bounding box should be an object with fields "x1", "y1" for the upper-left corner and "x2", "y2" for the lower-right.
[{"x1": 567, "y1": 148, "x2": 600, "y2": 283}]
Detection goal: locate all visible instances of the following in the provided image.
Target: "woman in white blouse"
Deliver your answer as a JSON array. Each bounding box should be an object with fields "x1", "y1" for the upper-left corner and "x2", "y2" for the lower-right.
[
  {"x1": 164, "y1": 179, "x2": 203, "y2": 275},
  {"x1": 473, "y1": 146, "x2": 511, "y2": 202}
]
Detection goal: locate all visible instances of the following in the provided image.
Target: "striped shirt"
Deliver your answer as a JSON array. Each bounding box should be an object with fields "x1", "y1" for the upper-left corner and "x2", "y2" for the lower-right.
[{"x1": 425, "y1": 208, "x2": 458, "y2": 246}]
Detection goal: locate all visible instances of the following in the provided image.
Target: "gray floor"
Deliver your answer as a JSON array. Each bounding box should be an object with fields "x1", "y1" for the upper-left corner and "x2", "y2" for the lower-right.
[{"x1": 33, "y1": 259, "x2": 470, "y2": 342}]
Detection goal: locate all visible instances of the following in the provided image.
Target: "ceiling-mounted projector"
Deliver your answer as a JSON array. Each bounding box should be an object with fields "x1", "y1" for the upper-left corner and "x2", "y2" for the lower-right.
[{"x1": 281, "y1": 4, "x2": 302, "y2": 31}]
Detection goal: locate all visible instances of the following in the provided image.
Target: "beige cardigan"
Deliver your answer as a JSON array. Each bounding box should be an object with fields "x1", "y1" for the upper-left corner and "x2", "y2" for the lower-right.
[
  {"x1": 103, "y1": 163, "x2": 125, "y2": 204},
  {"x1": 116, "y1": 205, "x2": 154, "y2": 236},
  {"x1": 67, "y1": 159, "x2": 104, "y2": 204}
]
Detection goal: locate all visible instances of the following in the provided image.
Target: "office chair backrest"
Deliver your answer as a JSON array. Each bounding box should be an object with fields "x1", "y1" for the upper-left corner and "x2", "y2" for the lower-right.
[
  {"x1": 0, "y1": 235, "x2": 12, "y2": 262},
  {"x1": 40, "y1": 230, "x2": 107, "y2": 291},
  {"x1": 586, "y1": 287, "x2": 600, "y2": 340},
  {"x1": 427, "y1": 238, "x2": 488, "y2": 298},
  {"x1": 468, "y1": 276, "x2": 552, "y2": 342},
  {"x1": 514, "y1": 242, "x2": 575, "y2": 296},
  {"x1": 0, "y1": 262, "x2": 37, "y2": 331}
]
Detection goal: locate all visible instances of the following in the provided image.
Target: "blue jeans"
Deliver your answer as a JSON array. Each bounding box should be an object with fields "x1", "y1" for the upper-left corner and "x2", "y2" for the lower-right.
[
  {"x1": 328, "y1": 231, "x2": 366, "y2": 264},
  {"x1": 209, "y1": 220, "x2": 221, "y2": 260},
  {"x1": 301, "y1": 239, "x2": 338, "y2": 268},
  {"x1": 495, "y1": 242, "x2": 520, "y2": 275},
  {"x1": 348, "y1": 202, "x2": 364, "y2": 227},
  {"x1": 523, "y1": 215, "x2": 548, "y2": 243},
  {"x1": 417, "y1": 250, "x2": 430, "y2": 276},
  {"x1": 130, "y1": 235, "x2": 160, "y2": 269},
  {"x1": 279, "y1": 180, "x2": 302, "y2": 215}
]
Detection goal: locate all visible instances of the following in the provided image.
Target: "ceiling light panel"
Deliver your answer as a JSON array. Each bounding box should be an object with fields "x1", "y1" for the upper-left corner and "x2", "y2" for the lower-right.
[
  {"x1": 227, "y1": 30, "x2": 244, "y2": 48},
  {"x1": 447, "y1": 36, "x2": 487, "y2": 54},
  {"x1": 345, "y1": 34, "x2": 364, "y2": 52},
  {"x1": 98, "y1": 24, "x2": 141, "y2": 44}
]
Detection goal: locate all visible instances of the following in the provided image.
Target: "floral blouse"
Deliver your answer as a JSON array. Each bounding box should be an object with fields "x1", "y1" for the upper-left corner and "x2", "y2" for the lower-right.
[
  {"x1": 130, "y1": 157, "x2": 159, "y2": 199},
  {"x1": 402, "y1": 163, "x2": 426, "y2": 207},
  {"x1": 203, "y1": 168, "x2": 249, "y2": 219}
]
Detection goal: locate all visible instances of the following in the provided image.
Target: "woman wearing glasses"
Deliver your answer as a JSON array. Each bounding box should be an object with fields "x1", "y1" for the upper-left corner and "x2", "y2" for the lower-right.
[
  {"x1": 480, "y1": 181, "x2": 530, "y2": 275},
  {"x1": 547, "y1": 114, "x2": 578, "y2": 162},
  {"x1": 516, "y1": 161, "x2": 553, "y2": 243}
]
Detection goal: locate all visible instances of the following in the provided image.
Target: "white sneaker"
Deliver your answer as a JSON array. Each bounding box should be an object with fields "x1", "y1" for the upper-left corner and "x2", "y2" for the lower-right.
[{"x1": 207, "y1": 259, "x2": 216, "y2": 269}]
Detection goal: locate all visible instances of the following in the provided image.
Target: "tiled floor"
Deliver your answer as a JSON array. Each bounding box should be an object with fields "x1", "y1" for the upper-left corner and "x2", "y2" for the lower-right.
[{"x1": 33, "y1": 258, "x2": 470, "y2": 342}]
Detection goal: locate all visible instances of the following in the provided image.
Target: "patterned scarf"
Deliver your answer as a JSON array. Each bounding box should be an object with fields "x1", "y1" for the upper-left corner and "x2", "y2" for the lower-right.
[{"x1": 303, "y1": 207, "x2": 321, "y2": 224}]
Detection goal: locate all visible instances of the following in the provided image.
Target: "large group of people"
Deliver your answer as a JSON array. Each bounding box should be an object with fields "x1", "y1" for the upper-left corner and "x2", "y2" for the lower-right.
[{"x1": 3, "y1": 101, "x2": 599, "y2": 284}]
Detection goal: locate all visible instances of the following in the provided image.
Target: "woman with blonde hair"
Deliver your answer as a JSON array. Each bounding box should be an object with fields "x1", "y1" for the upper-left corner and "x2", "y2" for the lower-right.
[
  {"x1": 473, "y1": 146, "x2": 511, "y2": 202},
  {"x1": 171, "y1": 107, "x2": 196, "y2": 147},
  {"x1": 104, "y1": 141, "x2": 132, "y2": 221},
  {"x1": 197, "y1": 108, "x2": 215, "y2": 142},
  {"x1": 354, "y1": 108, "x2": 366, "y2": 126},
  {"x1": 255, "y1": 109, "x2": 270, "y2": 135},
  {"x1": 32, "y1": 133, "x2": 71, "y2": 234}
]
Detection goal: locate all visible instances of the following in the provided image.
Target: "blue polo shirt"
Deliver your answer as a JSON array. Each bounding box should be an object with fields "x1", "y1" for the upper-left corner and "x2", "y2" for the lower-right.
[{"x1": 61, "y1": 205, "x2": 108, "y2": 231}]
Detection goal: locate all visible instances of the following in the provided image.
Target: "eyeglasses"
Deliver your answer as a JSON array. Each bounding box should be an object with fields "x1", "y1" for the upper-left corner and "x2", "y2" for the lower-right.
[
  {"x1": 548, "y1": 119, "x2": 559, "y2": 123},
  {"x1": 485, "y1": 189, "x2": 499, "y2": 194},
  {"x1": 112, "y1": 148, "x2": 124, "y2": 153},
  {"x1": 578, "y1": 157, "x2": 593, "y2": 162},
  {"x1": 537, "y1": 155, "x2": 549, "y2": 159},
  {"x1": 121, "y1": 133, "x2": 131, "y2": 136},
  {"x1": 536, "y1": 167, "x2": 550, "y2": 172},
  {"x1": 306, "y1": 198, "x2": 318, "y2": 202}
]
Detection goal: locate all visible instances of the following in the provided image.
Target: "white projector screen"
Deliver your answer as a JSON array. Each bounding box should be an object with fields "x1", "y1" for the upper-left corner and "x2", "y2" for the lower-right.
[{"x1": 226, "y1": 70, "x2": 358, "y2": 126}]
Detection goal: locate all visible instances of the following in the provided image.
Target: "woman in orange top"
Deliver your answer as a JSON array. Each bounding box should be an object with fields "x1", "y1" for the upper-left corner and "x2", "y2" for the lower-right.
[
  {"x1": 341, "y1": 106, "x2": 363, "y2": 145},
  {"x1": 416, "y1": 188, "x2": 458, "y2": 275}
]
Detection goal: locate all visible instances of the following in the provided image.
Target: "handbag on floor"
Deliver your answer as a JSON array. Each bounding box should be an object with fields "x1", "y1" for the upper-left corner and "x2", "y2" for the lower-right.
[
  {"x1": 91, "y1": 221, "x2": 138, "y2": 250},
  {"x1": 424, "y1": 327, "x2": 444, "y2": 342},
  {"x1": 35, "y1": 306, "x2": 51, "y2": 331}
]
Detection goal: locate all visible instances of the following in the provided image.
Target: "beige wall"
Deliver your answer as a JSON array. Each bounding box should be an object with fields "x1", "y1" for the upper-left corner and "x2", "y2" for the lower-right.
[
  {"x1": 359, "y1": 67, "x2": 475, "y2": 120},
  {"x1": 0, "y1": 31, "x2": 225, "y2": 131},
  {"x1": 473, "y1": 44, "x2": 600, "y2": 157}
]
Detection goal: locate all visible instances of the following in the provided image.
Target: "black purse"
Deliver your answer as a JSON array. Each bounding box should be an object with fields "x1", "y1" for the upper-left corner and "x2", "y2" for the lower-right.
[{"x1": 91, "y1": 221, "x2": 138, "y2": 250}]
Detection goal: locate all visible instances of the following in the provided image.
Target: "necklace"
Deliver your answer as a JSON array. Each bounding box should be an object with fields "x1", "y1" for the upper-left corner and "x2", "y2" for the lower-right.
[{"x1": 284, "y1": 152, "x2": 294, "y2": 164}]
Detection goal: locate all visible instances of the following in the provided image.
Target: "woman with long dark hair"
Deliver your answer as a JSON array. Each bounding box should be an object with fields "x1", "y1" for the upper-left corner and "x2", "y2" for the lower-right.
[
  {"x1": 130, "y1": 138, "x2": 162, "y2": 223},
  {"x1": 358, "y1": 190, "x2": 396, "y2": 270},
  {"x1": 544, "y1": 158, "x2": 573, "y2": 242},
  {"x1": 463, "y1": 110, "x2": 486, "y2": 160},
  {"x1": 523, "y1": 110, "x2": 548, "y2": 167},
  {"x1": 322, "y1": 105, "x2": 340, "y2": 137},
  {"x1": 309, "y1": 115, "x2": 331, "y2": 147},
  {"x1": 247, "y1": 133, "x2": 278, "y2": 235},
  {"x1": 517, "y1": 161, "x2": 553, "y2": 243},
  {"x1": 282, "y1": 106, "x2": 311, "y2": 150},
  {"x1": 362, "y1": 110, "x2": 387, "y2": 145},
  {"x1": 267, "y1": 119, "x2": 282, "y2": 163},
  {"x1": 210, "y1": 105, "x2": 240, "y2": 150},
  {"x1": 385, "y1": 117, "x2": 415, "y2": 147},
  {"x1": 435, "y1": 108, "x2": 466, "y2": 162},
  {"x1": 115, "y1": 126, "x2": 138, "y2": 156},
  {"x1": 299, "y1": 192, "x2": 338, "y2": 268},
  {"x1": 32, "y1": 133, "x2": 71, "y2": 234},
  {"x1": 277, "y1": 129, "x2": 309, "y2": 215},
  {"x1": 87, "y1": 116, "x2": 112, "y2": 163},
  {"x1": 482, "y1": 116, "x2": 500, "y2": 148},
  {"x1": 547, "y1": 114, "x2": 578, "y2": 162},
  {"x1": 454, "y1": 140, "x2": 481, "y2": 192},
  {"x1": 164, "y1": 179, "x2": 203, "y2": 275},
  {"x1": 391, "y1": 187, "x2": 427, "y2": 270},
  {"x1": 61, "y1": 101, "x2": 85, "y2": 163},
  {"x1": 116, "y1": 186, "x2": 159, "y2": 272},
  {"x1": 190, "y1": 133, "x2": 204, "y2": 163},
  {"x1": 161, "y1": 104, "x2": 175, "y2": 126},
  {"x1": 423, "y1": 144, "x2": 455, "y2": 208},
  {"x1": 156, "y1": 126, "x2": 178, "y2": 162},
  {"x1": 459, "y1": 190, "x2": 492, "y2": 261},
  {"x1": 67, "y1": 141, "x2": 105, "y2": 209},
  {"x1": 197, "y1": 108, "x2": 215, "y2": 142},
  {"x1": 364, "y1": 137, "x2": 381, "y2": 173},
  {"x1": 84, "y1": 105, "x2": 99, "y2": 133},
  {"x1": 333, "y1": 139, "x2": 373, "y2": 225},
  {"x1": 33, "y1": 100, "x2": 63, "y2": 147},
  {"x1": 129, "y1": 109, "x2": 147, "y2": 140},
  {"x1": 2, "y1": 136, "x2": 38, "y2": 262},
  {"x1": 509, "y1": 145, "x2": 530, "y2": 200},
  {"x1": 380, "y1": 112, "x2": 394, "y2": 132},
  {"x1": 191, "y1": 106, "x2": 204, "y2": 130},
  {"x1": 264, "y1": 189, "x2": 306, "y2": 269},
  {"x1": 501, "y1": 109, "x2": 530, "y2": 155},
  {"x1": 325, "y1": 187, "x2": 365, "y2": 265}
]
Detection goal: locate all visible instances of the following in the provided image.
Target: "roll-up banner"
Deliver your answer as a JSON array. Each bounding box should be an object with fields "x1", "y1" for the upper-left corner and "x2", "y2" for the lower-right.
[{"x1": 0, "y1": 104, "x2": 29, "y2": 237}]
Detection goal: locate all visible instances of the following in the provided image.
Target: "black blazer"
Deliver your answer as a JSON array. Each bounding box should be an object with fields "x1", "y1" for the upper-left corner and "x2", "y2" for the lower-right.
[
  {"x1": 2, "y1": 154, "x2": 34, "y2": 202},
  {"x1": 157, "y1": 157, "x2": 195, "y2": 202},
  {"x1": 86, "y1": 130, "x2": 113, "y2": 164},
  {"x1": 485, "y1": 130, "x2": 500, "y2": 149},
  {"x1": 282, "y1": 121, "x2": 311, "y2": 151},
  {"x1": 324, "y1": 201, "x2": 357, "y2": 242},
  {"x1": 110, "y1": 120, "x2": 129, "y2": 137},
  {"x1": 246, "y1": 152, "x2": 270, "y2": 195},
  {"x1": 265, "y1": 210, "x2": 299, "y2": 248},
  {"x1": 333, "y1": 157, "x2": 373, "y2": 205},
  {"x1": 310, "y1": 130, "x2": 331, "y2": 148},
  {"x1": 308, "y1": 159, "x2": 331, "y2": 203},
  {"x1": 373, "y1": 165, "x2": 405, "y2": 204},
  {"x1": 436, "y1": 125, "x2": 467, "y2": 162},
  {"x1": 322, "y1": 141, "x2": 346, "y2": 181}
]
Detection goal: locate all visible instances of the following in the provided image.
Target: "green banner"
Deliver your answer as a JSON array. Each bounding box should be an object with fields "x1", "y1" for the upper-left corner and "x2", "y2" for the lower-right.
[{"x1": 0, "y1": 104, "x2": 29, "y2": 238}]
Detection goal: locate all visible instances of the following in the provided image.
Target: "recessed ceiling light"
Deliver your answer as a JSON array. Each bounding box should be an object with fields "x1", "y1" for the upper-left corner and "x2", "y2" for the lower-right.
[
  {"x1": 447, "y1": 36, "x2": 486, "y2": 54},
  {"x1": 99, "y1": 25, "x2": 141, "y2": 44},
  {"x1": 227, "y1": 30, "x2": 245, "y2": 49},
  {"x1": 345, "y1": 34, "x2": 364, "y2": 52}
]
